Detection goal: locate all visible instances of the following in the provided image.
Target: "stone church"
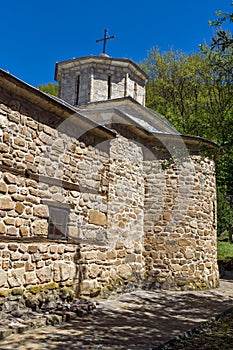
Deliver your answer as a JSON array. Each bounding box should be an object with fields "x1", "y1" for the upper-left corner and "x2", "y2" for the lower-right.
[{"x1": 0, "y1": 51, "x2": 219, "y2": 309}]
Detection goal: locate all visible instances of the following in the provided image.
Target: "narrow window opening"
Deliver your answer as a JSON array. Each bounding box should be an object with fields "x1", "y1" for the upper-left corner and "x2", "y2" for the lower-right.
[
  {"x1": 75, "y1": 75, "x2": 80, "y2": 105},
  {"x1": 124, "y1": 75, "x2": 127, "y2": 97},
  {"x1": 48, "y1": 206, "x2": 69, "y2": 239},
  {"x1": 134, "y1": 82, "x2": 138, "y2": 100},
  {"x1": 107, "y1": 75, "x2": 112, "y2": 99}
]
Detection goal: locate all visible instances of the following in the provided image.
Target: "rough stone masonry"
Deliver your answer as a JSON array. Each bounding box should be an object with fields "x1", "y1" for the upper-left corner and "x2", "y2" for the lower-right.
[{"x1": 0, "y1": 54, "x2": 219, "y2": 313}]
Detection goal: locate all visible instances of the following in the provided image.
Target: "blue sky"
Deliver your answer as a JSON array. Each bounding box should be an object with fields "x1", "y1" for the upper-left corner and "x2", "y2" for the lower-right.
[{"x1": 1, "y1": 0, "x2": 232, "y2": 87}]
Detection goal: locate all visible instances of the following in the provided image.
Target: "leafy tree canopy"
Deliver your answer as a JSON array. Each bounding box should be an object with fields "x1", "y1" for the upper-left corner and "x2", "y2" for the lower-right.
[
  {"x1": 209, "y1": 1, "x2": 233, "y2": 50},
  {"x1": 38, "y1": 82, "x2": 59, "y2": 97}
]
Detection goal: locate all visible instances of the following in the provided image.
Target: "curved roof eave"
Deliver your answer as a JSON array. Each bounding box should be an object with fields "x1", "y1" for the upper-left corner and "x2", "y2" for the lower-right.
[{"x1": 149, "y1": 131, "x2": 218, "y2": 150}]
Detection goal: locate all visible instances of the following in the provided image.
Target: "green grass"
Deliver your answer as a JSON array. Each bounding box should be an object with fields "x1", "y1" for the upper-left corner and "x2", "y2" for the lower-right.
[{"x1": 217, "y1": 240, "x2": 233, "y2": 261}]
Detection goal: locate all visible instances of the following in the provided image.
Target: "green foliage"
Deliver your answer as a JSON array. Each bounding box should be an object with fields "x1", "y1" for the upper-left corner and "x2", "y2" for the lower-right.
[
  {"x1": 209, "y1": 1, "x2": 233, "y2": 50},
  {"x1": 38, "y1": 82, "x2": 59, "y2": 97},
  {"x1": 141, "y1": 48, "x2": 205, "y2": 136},
  {"x1": 218, "y1": 230, "x2": 230, "y2": 242},
  {"x1": 216, "y1": 147, "x2": 233, "y2": 196},
  {"x1": 209, "y1": 7, "x2": 233, "y2": 28},
  {"x1": 217, "y1": 240, "x2": 233, "y2": 260},
  {"x1": 217, "y1": 189, "x2": 233, "y2": 235},
  {"x1": 211, "y1": 30, "x2": 233, "y2": 51},
  {"x1": 141, "y1": 46, "x2": 233, "y2": 143}
]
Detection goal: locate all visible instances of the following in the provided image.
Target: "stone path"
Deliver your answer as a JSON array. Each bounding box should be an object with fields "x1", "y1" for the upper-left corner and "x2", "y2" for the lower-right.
[{"x1": 1, "y1": 279, "x2": 233, "y2": 350}]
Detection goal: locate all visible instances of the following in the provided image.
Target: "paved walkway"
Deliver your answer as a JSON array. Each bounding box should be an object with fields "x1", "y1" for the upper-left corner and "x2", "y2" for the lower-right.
[{"x1": 1, "y1": 279, "x2": 233, "y2": 350}]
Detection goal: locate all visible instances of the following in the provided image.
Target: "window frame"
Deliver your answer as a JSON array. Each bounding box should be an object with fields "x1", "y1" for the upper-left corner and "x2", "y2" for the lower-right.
[{"x1": 48, "y1": 205, "x2": 70, "y2": 240}]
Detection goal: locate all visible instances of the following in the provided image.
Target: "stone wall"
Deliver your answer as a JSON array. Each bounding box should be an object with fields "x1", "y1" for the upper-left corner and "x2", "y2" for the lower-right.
[
  {"x1": 0, "y1": 100, "x2": 146, "y2": 311},
  {"x1": 0, "y1": 102, "x2": 108, "y2": 242},
  {"x1": 57, "y1": 58, "x2": 146, "y2": 106},
  {"x1": 70, "y1": 136, "x2": 146, "y2": 298},
  {"x1": 143, "y1": 156, "x2": 219, "y2": 290},
  {"x1": 59, "y1": 66, "x2": 92, "y2": 106}
]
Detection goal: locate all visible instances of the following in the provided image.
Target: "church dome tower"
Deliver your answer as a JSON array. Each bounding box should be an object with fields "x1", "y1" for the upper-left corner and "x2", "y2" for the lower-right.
[{"x1": 54, "y1": 56, "x2": 148, "y2": 106}]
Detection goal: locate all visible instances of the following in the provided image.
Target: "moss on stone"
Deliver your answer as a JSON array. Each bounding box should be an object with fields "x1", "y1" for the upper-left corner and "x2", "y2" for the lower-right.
[
  {"x1": 44, "y1": 282, "x2": 59, "y2": 290},
  {"x1": 106, "y1": 284, "x2": 113, "y2": 291},
  {"x1": 0, "y1": 289, "x2": 11, "y2": 298},
  {"x1": 11, "y1": 288, "x2": 24, "y2": 295},
  {"x1": 28, "y1": 286, "x2": 40, "y2": 294}
]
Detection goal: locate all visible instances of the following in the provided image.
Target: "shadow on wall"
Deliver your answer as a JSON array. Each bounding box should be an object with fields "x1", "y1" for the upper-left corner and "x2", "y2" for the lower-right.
[{"x1": 73, "y1": 246, "x2": 84, "y2": 298}]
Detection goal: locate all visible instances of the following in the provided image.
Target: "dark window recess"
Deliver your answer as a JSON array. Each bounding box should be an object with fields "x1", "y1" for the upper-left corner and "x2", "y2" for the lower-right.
[
  {"x1": 124, "y1": 76, "x2": 127, "y2": 97},
  {"x1": 107, "y1": 75, "x2": 112, "y2": 99},
  {"x1": 134, "y1": 82, "x2": 137, "y2": 99},
  {"x1": 48, "y1": 207, "x2": 69, "y2": 239},
  {"x1": 75, "y1": 75, "x2": 80, "y2": 105}
]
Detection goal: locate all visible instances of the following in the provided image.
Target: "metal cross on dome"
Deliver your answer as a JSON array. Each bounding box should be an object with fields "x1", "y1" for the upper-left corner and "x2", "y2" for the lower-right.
[{"x1": 96, "y1": 29, "x2": 116, "y2": 55}]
